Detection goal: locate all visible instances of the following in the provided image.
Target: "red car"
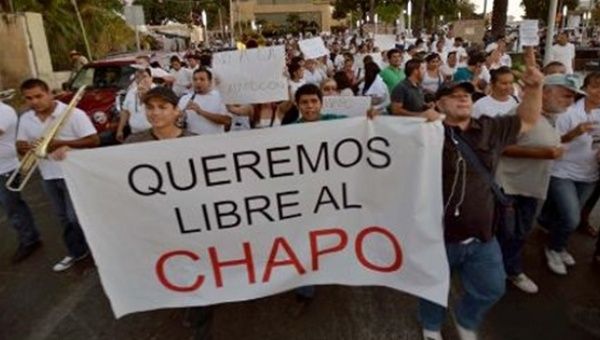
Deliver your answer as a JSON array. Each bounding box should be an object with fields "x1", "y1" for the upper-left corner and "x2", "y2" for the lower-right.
[{"x1": 57, "y1": 55, "x2": 138, "y2": 145}]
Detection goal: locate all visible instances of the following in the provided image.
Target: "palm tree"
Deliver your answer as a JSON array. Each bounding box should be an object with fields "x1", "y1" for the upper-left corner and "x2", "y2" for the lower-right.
[{"x1": 491, "y1": 0, "x2": 508, "y2": 39}]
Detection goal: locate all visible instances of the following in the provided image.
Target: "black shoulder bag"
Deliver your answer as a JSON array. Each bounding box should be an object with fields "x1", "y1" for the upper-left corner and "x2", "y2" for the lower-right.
[{"x1": 446, "y1": 127, "x2": 516, "y2": 239}]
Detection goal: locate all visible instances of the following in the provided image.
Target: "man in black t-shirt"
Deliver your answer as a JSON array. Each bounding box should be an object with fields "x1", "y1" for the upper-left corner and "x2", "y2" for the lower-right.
[{"x1": 419, "y1": 47, "x2": 544, "y2": 340}]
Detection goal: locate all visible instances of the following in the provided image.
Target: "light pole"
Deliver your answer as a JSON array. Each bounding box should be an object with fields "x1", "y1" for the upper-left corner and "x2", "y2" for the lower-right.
[
  {"x1": 71, "y1": 0, "x2": 92, "y2": 60},
  {"x1": 562, "y1": 5, "x2": 568, "y2": 29},
  {"x1": 374, "y1": 14, "x2": 378, "y2": 35},
  {"x1": 407, "y1": 0, "x2": 412, "y2": 37},
  {"x1": 544, "y1": 0, "x2": 559, "y2": 65},
  {"x1": 202, "y1": 10, "x2": 208, "y2": 46},
  {"x1": 482, "y1": 0, "x2": 488, "y2": 18},
  {"x1": 229, "y1": 0, "x2": 234, "y2": 46}
]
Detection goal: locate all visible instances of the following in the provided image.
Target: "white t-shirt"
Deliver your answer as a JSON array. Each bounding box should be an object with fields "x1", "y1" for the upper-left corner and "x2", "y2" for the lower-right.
[
  {"x1": 500, "y1": 53, "x2": 512, "y2": 68},
  {"x1": 289, "y1": 79, "x2": 306, "y2": 99},
  {"x1": 480, "y1": 65, "x2": 492, "y2": 83},
  {"x1": 445, "y1": 38, "x2": 455, "y2": 50},
  {"x1": 122, "y1": 87, "x2": 153, "y2": 133},
  {"x1": 178, "y1": 90, "x2": 230, "y2": 135},
  {"x1": 450, "y1": 46, "x2": 468, "y2": 67},
  {"x1": 303, "y1": 68, "x2": 326, "y2": 86},
  {"x1": 421, "y1": 71, "x2": 443, "y2": 94},
  {"x1": 17, "y1": 101, "x2": 97, "y2": 180},
  {"x1": 472, "y1": 95, "x2": 519, "y2": 118},
  {"x1": 0, "y1": 102, "x2": 19, "y2": 174},
  {"x1": 170, "y1": 67, "x2": 193, "y2": 97},
  {"x1": 359, "y1": 75, "x2": 390, "y2": 112},
  {"x1": 551, "y1": 99, "x2": 600, "y2": 182},
  {"x1": 441, "y1": 64, "x2": 458, "y2": 78},
  {"x1": 548, "y1": 43, "x2": 576, "y2": 74}
]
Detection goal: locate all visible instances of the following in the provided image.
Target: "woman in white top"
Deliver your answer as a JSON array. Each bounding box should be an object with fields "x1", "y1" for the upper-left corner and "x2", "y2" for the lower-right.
[
  {"x1": 421, "y1": 53, "x2": 444, "y2": 96},
  {"x1": 358, "y1": 61, "x2": 390, "y2": 114},
  {"x1": 472, "y1": 66, "x2": 519, "y2": 118},
  {"x1": 333, "y1": 71, "x2": 355, "y2": 96},
  {"x1": 303, "y1": 59, "x2": 327, "y2": 86},
  {"x1": 440, "y1": 51, "x2": 458, "y2": 81},
  {"x1": 251, "y1": 103, "x2": 285, "y2": 129},
  {"x1": 116, "y1": 68, "x2": 154, "y2": 142},
  {"x1": 320, "y1": 78, "x2": 339, "y2": 96},
  {"x1": 288, "y1": 63, "x2": 306, "y2": 99}
]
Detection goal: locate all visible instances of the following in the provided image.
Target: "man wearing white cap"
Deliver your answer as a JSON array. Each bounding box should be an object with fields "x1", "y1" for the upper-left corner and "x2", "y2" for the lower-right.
[
  {"x1": 538, "y1": 72, "x2": 600, "y2": 275},
  {"x1": 496, "y1": 73, "x2": 583, "y2": 293}
]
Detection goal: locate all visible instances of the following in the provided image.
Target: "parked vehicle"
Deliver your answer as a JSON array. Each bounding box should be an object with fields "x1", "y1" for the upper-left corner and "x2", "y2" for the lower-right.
[{"x1": 57, "y1": 55, "x2": 137, "y2": 145}]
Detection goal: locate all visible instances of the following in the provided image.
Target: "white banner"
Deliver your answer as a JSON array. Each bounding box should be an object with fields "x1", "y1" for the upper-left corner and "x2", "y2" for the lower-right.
[
  {"x1": 299, "y1": 37, "x2": 329, "y2": 59},
  {"x1": 212, "y1": 46, "x2": 288, "y2": 104},
  {"x1": 62, "y1": 117, "x2": 449, "y2": 318},
  {"x1": 323, "y1": 96, "x2": 372, "y2": 117}
]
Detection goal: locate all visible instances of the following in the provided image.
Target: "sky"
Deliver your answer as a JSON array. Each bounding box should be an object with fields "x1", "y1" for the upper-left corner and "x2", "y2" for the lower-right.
[{"x1": 471, "y1": 0, "x2": 525, "y2": 20}]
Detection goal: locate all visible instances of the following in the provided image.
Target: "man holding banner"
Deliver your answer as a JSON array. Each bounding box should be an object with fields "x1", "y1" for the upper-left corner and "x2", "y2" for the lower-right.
[{"x1": 420, "y1": 47, "x2": 544, "y2": 340}]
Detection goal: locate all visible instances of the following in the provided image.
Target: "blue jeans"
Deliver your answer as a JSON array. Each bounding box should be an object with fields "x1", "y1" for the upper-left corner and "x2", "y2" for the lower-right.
[
  {"x1": 295, "y1": 286, "x2": 315, "y2": 299},
  {"x1": 419, "y1": 238, "x2": 506, "y2": 331},
  {"x1": 498, "y1": 195, "x2": 538, "y2": 277},
  {"x1": 0, "y1": 171, "x2": 39, "y2": 246},
  {"x1": 42, "y1": 179, "x2": 88, "y2": 257},
  {"x1": 538, "y1": 177, "x2": 596, "y2": 252}
]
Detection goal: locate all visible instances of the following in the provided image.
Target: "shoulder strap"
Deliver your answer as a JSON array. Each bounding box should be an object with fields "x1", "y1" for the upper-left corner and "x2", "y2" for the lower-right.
[{"x1": 445, "y1": 126, "x2": 512, "y2": 205}]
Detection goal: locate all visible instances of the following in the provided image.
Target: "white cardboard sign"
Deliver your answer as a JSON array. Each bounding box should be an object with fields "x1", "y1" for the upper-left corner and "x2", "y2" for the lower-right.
[
  {"x1": 519, "y1": 20, "x2": 539, "y2": 47},
  {"x1": 299, "y1": 37, "x2": 330, "y2": 59},
  {"x1": 212, "y1": 46, "x2": 288, "y2": 104},
  {"x1": 323, "y1": 96, "x2": 372, "y2": 117}
]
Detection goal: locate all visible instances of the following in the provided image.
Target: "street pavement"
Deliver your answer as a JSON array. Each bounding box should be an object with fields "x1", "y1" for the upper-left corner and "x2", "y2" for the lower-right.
[{"x1": 1, "y1": 175, "x2": 599, "y2": 340}]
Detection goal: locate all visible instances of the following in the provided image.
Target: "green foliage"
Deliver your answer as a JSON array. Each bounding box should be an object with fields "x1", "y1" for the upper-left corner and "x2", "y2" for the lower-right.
[
  {"x1": 332, "y1": 0, "x2": 477, "y2": 30},
  {"x1": 521, "y1": 0, "x2": 579, "y2": 23},
  {"x1": 134, "y1": 0, "x2": 230, "y2": 30},
  {"x1": 375, "y1": 3, "x2": 403, "y2": 24},
  {"x1": 14, "y1": 0, "x2": 135, "y2": 70},
  {"x1": 134, "y1": 0, "x2": 191, "y2": 25}
]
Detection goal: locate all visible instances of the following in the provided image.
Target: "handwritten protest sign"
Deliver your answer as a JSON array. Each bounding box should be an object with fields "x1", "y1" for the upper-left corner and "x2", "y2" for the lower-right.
[
  {"x1": 374, "y1": 34, "x2": 398, "y2": 51},
  {"x1": 299, "y1": 37, "x2": 329, "y2": 59},
  {"x1": 519, "y1": 20, "x2": 539, "y2": 47},
  {"x1": 323, "y1": 96, "x2": 372, "y2": 117},
  {"x1": 62, "y1": 117, "x2": 449, "y2": 318},
  {"x1": 212, "y1": 46, "x2": 288, "y2": 104}
]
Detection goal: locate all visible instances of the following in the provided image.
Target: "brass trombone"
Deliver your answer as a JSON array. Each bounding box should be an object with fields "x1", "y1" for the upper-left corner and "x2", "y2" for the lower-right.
[
  {"x1": 0, "y1": 89, "x2": 16, "y2": 101},
  {"x1": 5, "y1": 85, "x2": 88, "y2": 192}
]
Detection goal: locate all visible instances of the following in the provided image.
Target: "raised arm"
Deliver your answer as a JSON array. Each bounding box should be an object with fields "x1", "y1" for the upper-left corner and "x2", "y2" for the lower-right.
[{"x1": 516, "y1": 47, "x2": 544, "y2": 134}]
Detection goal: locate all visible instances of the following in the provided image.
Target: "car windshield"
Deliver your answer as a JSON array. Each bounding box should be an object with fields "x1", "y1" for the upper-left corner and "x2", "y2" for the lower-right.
[{"x1": 70, "y1": 65, "x2": 135, "y2": 90}]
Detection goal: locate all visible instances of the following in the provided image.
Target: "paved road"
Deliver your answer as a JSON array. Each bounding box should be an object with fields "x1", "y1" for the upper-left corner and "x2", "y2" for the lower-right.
[{"x1": 1, "y1": 175, "x2": 599, "y2": 340}]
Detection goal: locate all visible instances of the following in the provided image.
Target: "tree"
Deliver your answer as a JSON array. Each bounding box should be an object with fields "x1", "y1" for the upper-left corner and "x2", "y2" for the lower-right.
[
  {"x1": 332, "y1": 0, "x2": 372, "y2": 20},
  {"x1": 14, "y1": 0, "x2": 134, "y2": 70},
  {"x1": 0, "y1": 0, "x2": 12, "y2": 12},
  {"x1": 521, "y1": 0, "x2": 579, "y2": 23},
  {"x1": 491, "y1": 0, "x2": 508, "y2": 39}
]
